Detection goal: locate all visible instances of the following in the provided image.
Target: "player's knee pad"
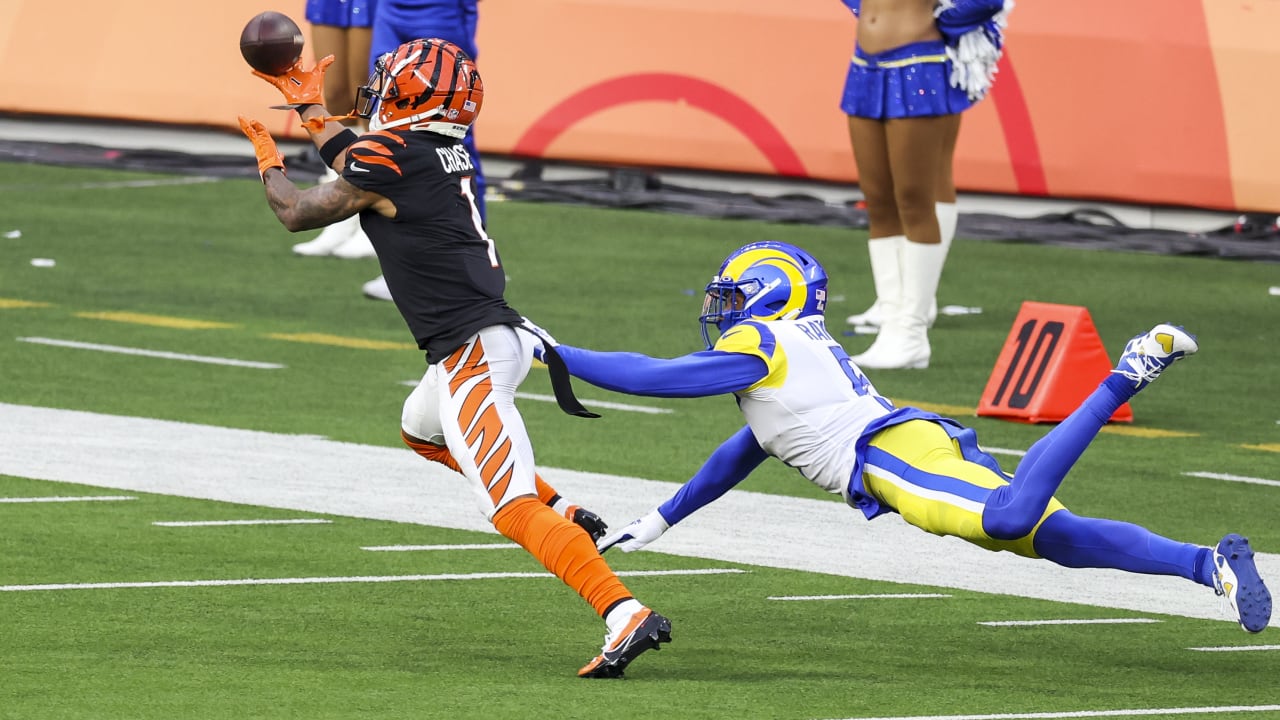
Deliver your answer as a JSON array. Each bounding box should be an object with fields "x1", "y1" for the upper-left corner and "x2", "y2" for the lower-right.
[{"x1": 401, "y1": 367, "x2": 446, "y2": 445}]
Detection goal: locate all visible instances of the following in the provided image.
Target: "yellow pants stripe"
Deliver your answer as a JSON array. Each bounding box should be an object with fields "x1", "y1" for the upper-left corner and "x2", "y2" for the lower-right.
[{"x1": 863, "y1": 420, "x2": 1065, "y2": 558}]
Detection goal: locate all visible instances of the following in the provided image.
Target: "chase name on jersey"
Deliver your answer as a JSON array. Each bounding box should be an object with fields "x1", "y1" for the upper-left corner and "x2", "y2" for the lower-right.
[{"x1": 435, "y1": 144, "x2": 475, "y2": 174}]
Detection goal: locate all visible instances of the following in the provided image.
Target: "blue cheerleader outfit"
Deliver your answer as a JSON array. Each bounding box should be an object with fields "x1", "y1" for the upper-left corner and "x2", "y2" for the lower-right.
[
  {"x1": 840, "y1": 40, "x2": 975, "y2": 120},
  {"x1": 306, "y1": 0, "x2": 377, "y2": 28},
  {"x1": 839, "y1": 0, "x2": 1011, "y2": 120}
]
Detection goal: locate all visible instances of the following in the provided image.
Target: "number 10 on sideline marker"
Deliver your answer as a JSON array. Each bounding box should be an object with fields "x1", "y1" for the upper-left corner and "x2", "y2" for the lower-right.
[{"x1": 977, "y1": 302, "x2": 1132, "y2": 424}]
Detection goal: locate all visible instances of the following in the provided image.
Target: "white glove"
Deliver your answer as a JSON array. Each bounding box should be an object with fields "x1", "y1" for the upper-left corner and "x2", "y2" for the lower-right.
[
  {"x1": 520, "y1": 316, "x2": 559, "y2": 362},
  {"x1": 596, "y1": 509, "x2": 670, "y2": 553}
]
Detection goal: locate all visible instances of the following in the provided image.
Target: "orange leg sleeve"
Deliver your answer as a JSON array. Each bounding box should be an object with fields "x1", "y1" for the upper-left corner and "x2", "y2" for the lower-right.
[
  {"x1": 401, "y1": 430, "x2": 463, "y2": 474},
  {"x1": 492, "y1": 496, "x2": 633, "y2": 617},
  {"x1": 533, "y1": 474, "x2": 559, "y2": 505},
  {"x1": 403, "y1": 431, "x2": 561, "y2": 508},
  {"x1": 401, "y1": 425, "x2": 558, "y2": 499}
]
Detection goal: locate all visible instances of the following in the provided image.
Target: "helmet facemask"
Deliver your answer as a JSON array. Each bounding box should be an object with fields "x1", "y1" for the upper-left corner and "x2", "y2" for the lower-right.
[
  {"x1": 354, "y1": 53, "x2": 390, "y2": 125},
  {"x1": 699, "y1": 276, "x2": 791, "y2": 349},
  {"x1": 699, "y1": 280, "x2": 743, "y2": 349}
]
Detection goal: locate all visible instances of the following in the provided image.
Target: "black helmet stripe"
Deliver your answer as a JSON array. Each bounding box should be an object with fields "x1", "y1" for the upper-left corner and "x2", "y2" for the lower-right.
[
  {"x1": 435, "y1": 42, "x2": 463, "y2": 112},
  {"x1": 407, "y1": 40, "x2": 452, "y2": 111}
]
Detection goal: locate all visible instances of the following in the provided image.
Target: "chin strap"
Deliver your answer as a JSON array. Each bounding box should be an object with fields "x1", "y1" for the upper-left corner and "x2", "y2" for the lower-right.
[{"x1": 293, "y1": 110, "x2": 358, "y2": 134}]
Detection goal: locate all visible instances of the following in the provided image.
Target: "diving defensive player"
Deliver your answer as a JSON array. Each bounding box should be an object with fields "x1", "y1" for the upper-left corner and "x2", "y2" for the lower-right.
[{"x1": 530, "y1": 240, "x2": 1272, "y2": 634}]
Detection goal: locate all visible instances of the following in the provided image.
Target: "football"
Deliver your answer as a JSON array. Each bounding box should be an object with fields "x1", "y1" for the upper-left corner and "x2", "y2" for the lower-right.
[{"x1": 239, "y1": 11, "x2": 304, "y2": 75}]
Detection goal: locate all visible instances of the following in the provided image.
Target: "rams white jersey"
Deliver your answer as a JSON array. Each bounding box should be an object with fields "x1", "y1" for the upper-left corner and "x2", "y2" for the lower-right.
[{"x1": 712, "y1": 317, "x2": 897, "y2": 499}]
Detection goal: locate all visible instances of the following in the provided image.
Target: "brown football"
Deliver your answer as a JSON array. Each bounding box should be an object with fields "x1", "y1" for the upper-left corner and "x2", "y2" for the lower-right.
[{"x1": 239, "y1": 11, "x2": 304, "y2": 75}]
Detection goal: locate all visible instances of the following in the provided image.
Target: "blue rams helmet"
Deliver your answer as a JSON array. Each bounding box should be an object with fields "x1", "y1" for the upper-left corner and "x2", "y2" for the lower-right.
[{"x1": 699, "y1": 241, "x2": 828, "y2": 348}]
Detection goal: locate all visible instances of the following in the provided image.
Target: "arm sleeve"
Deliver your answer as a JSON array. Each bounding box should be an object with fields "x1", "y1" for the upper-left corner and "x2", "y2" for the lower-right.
[
  {"x1": 554, "y1": 345, "x2": 768, "y2": 398},
  {"x1": 658, "y1": 425, "x2": 769, "y2": 525}
]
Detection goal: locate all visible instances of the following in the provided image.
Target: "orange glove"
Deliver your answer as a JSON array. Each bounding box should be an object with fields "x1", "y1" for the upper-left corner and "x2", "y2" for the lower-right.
[
  {"x1": 251, "y1": 55, "x2": 335, "y2": 109},
  {"x1": 237, "y1": 116, "x2": 284, "y2": 181}
]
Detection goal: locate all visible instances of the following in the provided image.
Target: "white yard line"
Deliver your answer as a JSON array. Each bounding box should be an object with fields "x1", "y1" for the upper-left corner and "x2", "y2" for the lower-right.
[
  {"x1": 817, "y1": 705, "x2": 1280, "y2": 720},
  {"x1": 401, "y1": 380, "x2": 673, "y2": 414},
  {"x1": 362, "y1": 543, "x2": 521, "y2": 551},
  {"x1": 0, "y1": 567, "x2": 746, "y2": 592},
  {"x1": 152, "y1": 519, "x2": 331, "y2": 527},
  {"x1": 0, "y1": 402, "x2": 1274, "y2": 628},
  {"x1": 977, "y1": 618, "x2": 1161, "y2": 627},
  {"x1": 768, "y1": 593, "x2": 951, "y2": 601},
  {"x1": 1183, "y1": 471, "x2": 1280, "y2": 488},
  {"x1": 0, "y1": 495, "x2": 135, "y2": 503},
  {"x1": 1185, "y1": 644, "x2": 1280, "y2": 652},
  {"x1": 515, "y1": 391, "x2": 674, "y2": 415},
  {"x1": 77, "y1": 177, "x2": 220, "y2": 190},
  {"x1": 17, "y1": 337, "x2": 284, "y2": 369}
]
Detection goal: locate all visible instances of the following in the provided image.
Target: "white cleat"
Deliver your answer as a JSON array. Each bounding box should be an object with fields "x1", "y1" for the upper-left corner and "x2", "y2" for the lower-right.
[{"x1": 1111, "y1": 323, "x2": 1198, "y2": 391}]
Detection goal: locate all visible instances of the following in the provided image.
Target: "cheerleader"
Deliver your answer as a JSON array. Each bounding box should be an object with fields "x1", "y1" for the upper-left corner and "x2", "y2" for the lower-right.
[
  {"x1": 841, "y1": 0, "x2": 1011, "y2": 369},
  {"x1": 290, "y1": 0, "x2": 380, "y2": 259}
]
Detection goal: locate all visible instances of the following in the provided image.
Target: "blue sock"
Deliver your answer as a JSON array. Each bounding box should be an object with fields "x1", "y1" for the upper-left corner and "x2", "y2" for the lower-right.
[
  {"x1": 983, "y1": 378, "x2": 1127, "y2": 539},
  {"x1": 1102, "y1": 372, "x2": 1139, "y2": 403},
  {"x1": 1034, "y1": 510, "x2": 1214, "y2": 587}
]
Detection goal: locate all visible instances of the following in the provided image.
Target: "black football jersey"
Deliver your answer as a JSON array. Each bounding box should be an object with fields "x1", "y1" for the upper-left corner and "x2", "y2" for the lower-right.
[{"x1": 341, "y1": 129, "x2": 521, "y2": 363}]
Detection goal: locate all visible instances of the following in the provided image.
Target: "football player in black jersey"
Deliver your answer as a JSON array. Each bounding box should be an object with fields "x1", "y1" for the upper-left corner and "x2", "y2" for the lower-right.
[{"x1": 238, "y1": 38, "x2": 671, "y2": 679}]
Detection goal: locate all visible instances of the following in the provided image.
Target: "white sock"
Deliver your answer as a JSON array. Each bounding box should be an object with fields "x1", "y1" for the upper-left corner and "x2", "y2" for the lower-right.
[{"x1": 605, "y1": 598, "x2": 645, "y2": 632}]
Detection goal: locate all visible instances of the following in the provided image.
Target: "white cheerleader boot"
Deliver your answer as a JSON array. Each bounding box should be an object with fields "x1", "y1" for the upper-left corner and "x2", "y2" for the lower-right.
[
  {"x1": 931, "y1": 201, "x2": 958, "y2": 324},
  {"x1": 362, "y1": 274, "x2": 393, "y2": 302},
  {"x1": 846, "y1": 235, "x2": 903, "y2": 329},
  {"x1": 851, "y1": 235, "x2": 906, "y2": 366},
  {"x1": 850, "y1": 293, "x2": 941, "y2": 331},
  {"x1": 845, "y1": 298, "x2": 886, "y2": 329},
  {"x1": 291, "y1": 168, "x2": 356, "y2": 256},
  {"x1": 293, "y1": 215, "x2": 361, "y2": 256},
  {"x1": 292, "y1": 215, "x2": 358, "y2": 256},
  {"x1": 851, "y1": 202, "x2": 955, "y2": 330},
  {"x1": 330, "y1": 224, "x2": 377, "y2": 259},
  {"x1": 852, "y1": 240, "x2": 945, "y2": 370}
]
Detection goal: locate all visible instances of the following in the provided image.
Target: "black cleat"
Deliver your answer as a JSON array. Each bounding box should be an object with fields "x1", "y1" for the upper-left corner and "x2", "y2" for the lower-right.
[{"x1": 578, "y1": 609, "x2": 672, "y2": 678}]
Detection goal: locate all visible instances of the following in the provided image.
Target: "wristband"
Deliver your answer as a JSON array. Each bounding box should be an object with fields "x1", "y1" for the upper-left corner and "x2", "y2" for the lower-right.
[{"x1": 319, "y1": 129, "x2": 359, "y2": 167}]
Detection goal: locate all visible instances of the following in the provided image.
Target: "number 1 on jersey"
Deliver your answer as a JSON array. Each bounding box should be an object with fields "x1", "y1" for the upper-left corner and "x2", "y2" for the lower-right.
[{"x1": 459, "y1": 174, "x2": 497, "y2": 267}]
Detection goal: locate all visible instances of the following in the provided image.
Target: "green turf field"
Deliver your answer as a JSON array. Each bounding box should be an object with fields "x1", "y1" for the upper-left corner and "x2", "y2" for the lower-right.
[{"x1": 1, "y1": 161, "x2": 1277, "y2": 719}]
